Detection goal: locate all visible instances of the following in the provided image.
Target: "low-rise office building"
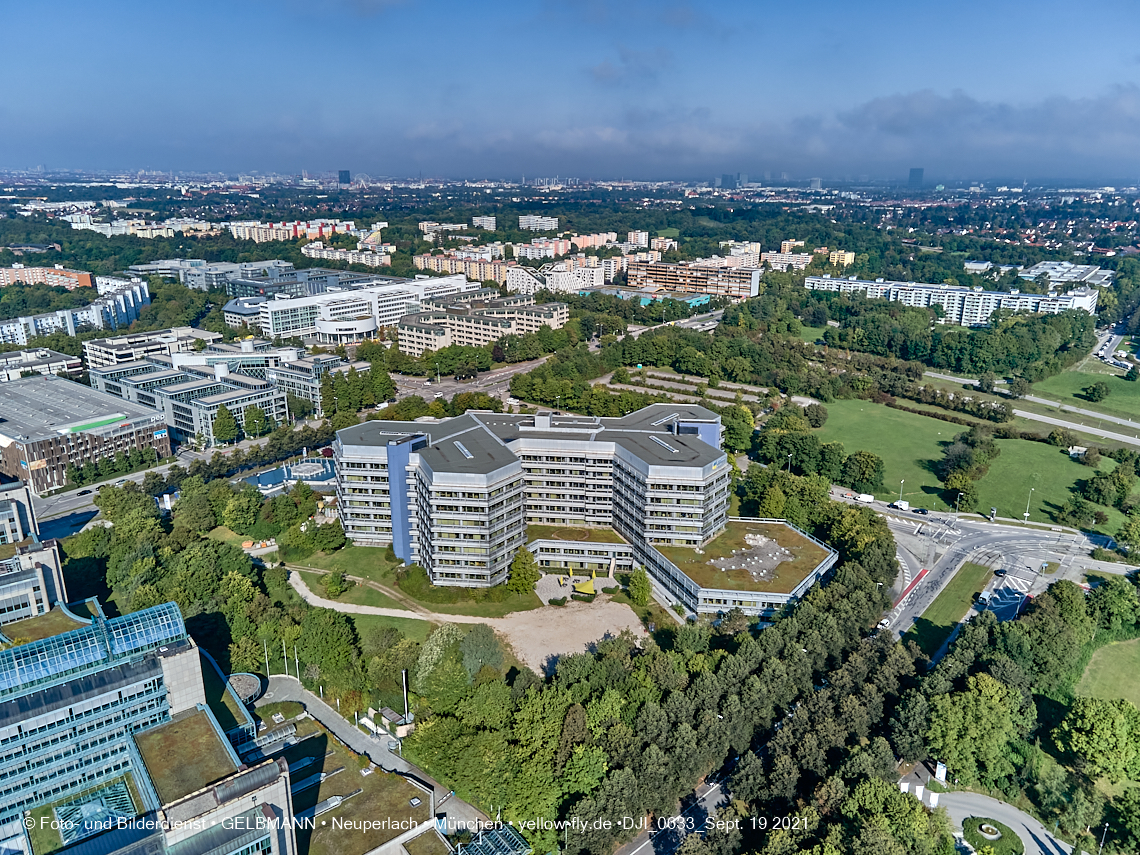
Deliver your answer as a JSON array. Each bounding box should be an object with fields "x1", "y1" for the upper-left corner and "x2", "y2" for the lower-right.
[
  {"x1": 396, "y1": 292, "x2": 568, "y2": 357},
  {"x1": 225, "y1": 266, "x2": 378, "y2": 299},
  {"x1": 264, "y1": 353, "x2": 372, "y2": 417},
  {"x1": 90, "y1": 356, "x2": 288, "y2": 446},
  {"x1": 222, "y1": 295, "x2": 268, "y2": 328},
  {"x1": 1020, "y1": 261, "x2": 1115, "y2": 288},
  {"x1": 804, "y1": 274, "x2": 1099, "y2": 326},
  {"x1": 519, "y1": 215, "x2": 559, "y2": 231},
  {"x1": 0, "y1": 348, "x2": 82, "y2": 381},
  {"x1": 82, "y1": 327, "x2": 224, "y2": 369},
  {"x1": 626, "y1": 261, "x2": 761, "y2": 299},
  {"x1": 128, "y1": 258, "x2": 295, "y2": 291},
  {"x1": 0, "y1": 375, "x2": 171, "y2": 493},
  {"x1": 0, "y1": 278, "x2": 150, "y2": 346}
]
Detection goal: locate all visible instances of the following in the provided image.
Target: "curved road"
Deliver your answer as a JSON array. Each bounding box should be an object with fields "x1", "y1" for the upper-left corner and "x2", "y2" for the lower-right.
[{"x1": 940, "y1": 791, "x2": 1089, "y2": 855}]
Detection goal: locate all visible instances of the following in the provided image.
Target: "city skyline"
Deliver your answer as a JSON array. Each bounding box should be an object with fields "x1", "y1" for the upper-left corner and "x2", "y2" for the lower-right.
[{"x1": 3, "y1": 0, "x2": 1139, "y2": 181}]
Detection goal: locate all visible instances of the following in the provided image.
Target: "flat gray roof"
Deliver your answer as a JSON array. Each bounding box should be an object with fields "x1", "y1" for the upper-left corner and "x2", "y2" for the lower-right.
[{"x1": 0, "y1": 375, "x2": 163, "y2": 443}]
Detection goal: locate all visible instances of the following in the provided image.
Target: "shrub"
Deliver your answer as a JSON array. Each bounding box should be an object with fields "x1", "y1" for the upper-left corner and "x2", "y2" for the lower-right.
[
  {"x1": 602, "y1": 586, "x2": 619, "y2": 594},
  {"x1": 571, "y1": 592, "x2": 596, "y2": 603},
  {"x1": 548, "y1": 597, "x2": 567, "y2": 606},
  {"x1": 962, "y1": 817, "x2": 1024, "y2": 855}
]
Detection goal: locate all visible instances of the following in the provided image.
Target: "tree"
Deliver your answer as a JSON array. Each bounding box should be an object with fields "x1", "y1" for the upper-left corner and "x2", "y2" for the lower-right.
[
  {"x1": 1085, "y1": 381, "x2": 1110, "y2": 402},
  {"x1": 978, "y1": 371, "x2": 996, "y2": 393},
  {"x1": 804, "y1": 403, "x2": 829, "y2": 428},
  {"x1": 213, "y1": 404, "x2": 240, "y2": 444},
  {"x1": 1053, "y1": 697, "x2": 1140, "y2": 782},
  {"x1": 174, "y1": 492, "x2": 216, "y2": 533},
  {"x1": 628, "y1": 566, "x2": 651, "y2": 606},
  {"x1": 1128, "y1": 365, "x2": 1140, "y2": 382},
  {"x1": 223, "y1": 489, "x2": 263, "y2": 535},
  {"x1": 373, "y1": 369, "x2": 396, "y2": 402},
  {"x1": 1008, "y1": 377, "x2": 1030, "y2": 397},
  {"x1": 319, "y1": 373, "x2": 336, "y2": 417},
  {"x1": 229, "y1": 636, "x2": 263, "y2": 673},
  {"x1": 507, "y1": 548, "x2": 541, "y2": 595},
  {"x1": 459, "y1": 623, "x2": 504, "y2": 680},
  {"x1": 286, "y1": 392, "x2": 314, "y2": 421},
  {"x1": 243, "y1": 405, "x2": 271, "y2": 438},
  {"x1": 842, "y1": 450, "x2": 885, "y2": 493}
]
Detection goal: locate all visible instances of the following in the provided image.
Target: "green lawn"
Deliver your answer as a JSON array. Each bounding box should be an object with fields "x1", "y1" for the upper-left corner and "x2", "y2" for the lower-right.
[
  {"x1": 814, "y1": 400, "x2": 956, "y2": 507},
  {"x1": 656, "y1": 227, "x2": 680, "y2": 238},
  {"x1": 527, "y1": 524, "x2": 626, "y2": 544},
  {"x1": 905, "y1": 562, "x2": 992, "y2": 657},
  {"x1": 799, "y1": 324, "x2": 828, "y2": 343},
  {"x1": 297, "y1": 569, "x2": 408, "y2": 610},
  {"x1": 1031, "y1": 367, "x2": 1140, "y2": 422},
  {"x1": 351, "y1": 613, "x2": 432, "y2": 643},
  {"x1": 973, "y1": 440, "x2": 1125, "y2": 535},
  {"x1": 295, "y1": 546, "x2": 402, "y2": 586},
  {"x1": 1075, "y1": 638, "x2": 1140, "y2": 708},
  {"x1": 135, "y1": 710, "x2": 238, "y2": 804},
  {"x1": 207, "y1": 526, "x2": 249, "y2": 547}
]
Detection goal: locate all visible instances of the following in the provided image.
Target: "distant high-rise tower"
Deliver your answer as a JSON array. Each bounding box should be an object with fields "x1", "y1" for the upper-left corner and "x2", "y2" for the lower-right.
[
  {"x1": 809, "y1": 177, "x2": 822, "y2": 190},
  {"x1": 721, "y1": 173, "x2": 734, "y2": 189},
  {"x1": 338, "y1": 170, "x2": 351, "y2": 187},
  {"x1": 908, "y1": 168, "x2": 924, "y2": 189}
]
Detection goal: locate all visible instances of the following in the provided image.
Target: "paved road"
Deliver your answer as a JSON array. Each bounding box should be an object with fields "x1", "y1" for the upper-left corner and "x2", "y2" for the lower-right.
[
  {"x1": 259, "y1": 674, "x2": 487, "y2": 829},
  {"x1": 394, "y1": 355, "x2": 551, "y2": 407},
  {"x1": 1012, "y1": 408, "x2": 1140, "y2": 447},
  {"x1": 627, "y1": 309, "x2": 724, "y2": 340},
  {"x1": 614, "y1": 778, "x2": 727, "y2": 855},
  {"x1": 940, "y1": 791, "x2": 1089, "y2": 855}
]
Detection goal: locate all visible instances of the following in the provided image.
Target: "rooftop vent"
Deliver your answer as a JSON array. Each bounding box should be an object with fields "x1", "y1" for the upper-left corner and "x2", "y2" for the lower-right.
[
  {"x1": 454, "y1": 441, "x2": 474, "y2": 460},
  {"x1": 649, "y1": 436, "x2": 679, "y2": 454}
]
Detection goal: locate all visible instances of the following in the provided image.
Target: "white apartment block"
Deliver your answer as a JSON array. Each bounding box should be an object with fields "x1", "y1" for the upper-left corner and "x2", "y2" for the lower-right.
[
  {"x1": 397, "y1": 293, "x2": 568, "y2": 357},
  {"x1": 628, "y1": 230, "x2": 650, "y2": 247},
  {"x1": 804, "y1": 275, "x2": 1100, "y2": 326},
  {"x1": 829, "y1": 250, "x2": 856, "y2": 267},
  {"x1": 505, "y1": 264, "x2": 603, "y2": 295},
  {"x1": 258, "y1": 274, "x2": 476, "y2": 342},
  {"x1": 301, "y1": 240, "x2": 391, "y2": 267},
  {"x1": 472, "y1": 216, "x2": 496, "y2": 230},
  {"x1": 651, "y1": 237, "x2": 679, "y2": 252},
  {"x1": 519, "y1": 215, "x2": 559, "y2": 231},
  {"x1": 761, "y1": 251, "x2": 813, "y2": 271},
  {"x1": 514, "y1": 238, "x2": 573, "y2": 259}
]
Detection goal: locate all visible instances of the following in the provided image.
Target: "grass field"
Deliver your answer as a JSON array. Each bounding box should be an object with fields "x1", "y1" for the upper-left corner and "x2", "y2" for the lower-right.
[
  {"x1": 906, "y1": 562, "x2": 992, "y2": 657},
  {"x1": 799, "y1": 324, "x2": 828, "y2": 343},
  {"x1": 207, "y1": 526, "x2": 248, "y2": 547},
  {"x1": 351, "y1": 613, "x2": 432, "y2": 643},
  {"x1": 656, "y1": 227, "x2": 680, "y2": 238},
  {"x1": 297, "y1": 569, "x2": 408, "y2": 610},
  {"x1": 973, "y1": 440, "x2": 1125, "y2": 535},
  {"x1": 1075, "y1": 638, "x2": 1140, "y2": 708},
  {"x1": 814, "y1": 400, "x2": 957, "y2": 506},
  {"x1": 1031, "y1": 367, "x2": 1140, "y2": 422}
]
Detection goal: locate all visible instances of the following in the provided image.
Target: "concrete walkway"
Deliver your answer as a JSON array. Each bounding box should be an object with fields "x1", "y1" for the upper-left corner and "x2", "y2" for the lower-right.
[
  {"x1": 259, "y1": 674, "x2": 486, "y2": 830},
  {"x1": 288, "y1": 571, "x2": 487, "y2": 624}
]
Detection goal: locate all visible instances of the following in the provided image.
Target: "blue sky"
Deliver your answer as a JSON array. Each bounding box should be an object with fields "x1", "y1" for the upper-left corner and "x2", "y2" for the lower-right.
[{"x1": 3, "y1": 0, "x2": 1139, "y2": 181}]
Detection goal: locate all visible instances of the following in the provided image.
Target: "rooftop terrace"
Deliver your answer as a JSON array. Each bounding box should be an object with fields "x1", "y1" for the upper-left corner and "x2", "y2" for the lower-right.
[
  {"x1": 134, "y1": 708, "x2": 239, "y2": 805},
  {"x1": 655, "y1": 519, "x2": 833, "y2": 594},
  {"x1": 527, "y1": 524, "x2": 627, "y2": 544},
  {"x1": 0, "y1": 607, "x2": 87, "y2": 645}
]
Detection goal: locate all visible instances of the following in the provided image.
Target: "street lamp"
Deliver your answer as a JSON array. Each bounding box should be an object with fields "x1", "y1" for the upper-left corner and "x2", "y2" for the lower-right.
[
  {"x1": 1023, "y1": 486, "x2": 1035, "y2": 522},
  {"x1": 899, "y1": 479, "x2": 905, "y2": 504},
  {"x1": 1098, "y1": 821, "x2": 1109, "y2": 855},
  {"x1": 435, "y1": 363, "x2": 441, "y2": 385},
  {"x1": 955, "y1": 491, "x2": 961, "y2": 515},
  {"x1": 786, "y1": 453, "x2": 793, "y2": 473}
]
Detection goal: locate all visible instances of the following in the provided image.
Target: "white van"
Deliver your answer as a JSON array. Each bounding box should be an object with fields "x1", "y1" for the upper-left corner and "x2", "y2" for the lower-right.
[{"x1": 856, "y1": 494, "x2": 875, "y2": 504}]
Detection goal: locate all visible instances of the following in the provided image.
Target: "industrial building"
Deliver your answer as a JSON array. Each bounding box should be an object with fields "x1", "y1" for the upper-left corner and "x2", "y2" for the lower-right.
[
  {"x1": 332, "y1": 404, "x2": 836, "y2": 616},
  {"x1": 0, "y1": 375, "x2": 171, "y2": 493},
  {"x1": 396, "y1": 291, "x2": 568, "y2": 357},
  {"x1": 804, "y1": 274, "x2": 1099, "y2": 326},
  {"x1": 0, "y1": 599, "x2": 297, "y2": 855}
]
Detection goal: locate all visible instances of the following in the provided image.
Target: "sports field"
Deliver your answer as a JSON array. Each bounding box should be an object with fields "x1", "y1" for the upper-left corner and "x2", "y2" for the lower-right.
[{"x1": 1075, "y1": 638, "x2": 1140, "y2": 708}]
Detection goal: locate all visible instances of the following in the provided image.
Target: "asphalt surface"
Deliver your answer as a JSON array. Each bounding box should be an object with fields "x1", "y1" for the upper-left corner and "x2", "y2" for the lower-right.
[
  {"x1": 939, "y1": 791, "x2": 1089, "y2": 855},
  {"x1": 613, "y1": 778, "x2": 727, "y2": 855}
]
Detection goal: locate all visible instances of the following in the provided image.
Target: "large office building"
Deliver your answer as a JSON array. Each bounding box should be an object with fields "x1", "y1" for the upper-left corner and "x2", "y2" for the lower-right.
[
  {"x1": 337, "y1": 405, "x2": 773, "y2": 606},
  {"x1": 505, "y1": 264, "x2": 603, "y2": 295},
  {"x1": 626, "y1": 260, "x2": 762, "y2": 299},
  {"x1": 0, "y1": 375, "x2": 171, "y2": 493},
  {"x1": 128, "y1": 258, "x2": 295, "y2": 291},
  {"x1": 264, "y1": 353, "x2": 372, "y2": 418},
  {"x1": 0, "y1": 348, "x2": 82, "y2": 382},
  {"x1": 396, "y1": 291, "x2": 568, "y2": 357},
  {"x1": 255, "y1": 274, "x2": 477, "y2": 343},
  {"x1": 0, "y1": 599, "x2": 297, "y2": 855},
  {"x1": 89, "y1": 350, "x2": 289, "y2": 446},
  {"x1": 0, "y1": 278, "x2": 150, "y2": 347},
  {"x1": 224, "y1": 266, "x2": 380, "y2": 300},
  {"x1": 82, "y1": 327, "x2": 224, "y2": 369},
  {"x1": 804, "y1": 274, "x2": 1099, "y2": 326},
  {"x1": 0, "y1": 481, "x2": 69, "y2": 628},
  {"x1": 0, "y1": 264, "x2": 94, "y2": 290}
]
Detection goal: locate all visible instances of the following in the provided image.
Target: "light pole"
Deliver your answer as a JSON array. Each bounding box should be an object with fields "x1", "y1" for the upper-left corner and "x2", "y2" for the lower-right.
[
  {"x1": 955, "y1": 491, "x2": 961, "y2": 515},
  {"x1": 1023, "y1": 486, "x2": 1034, "y2": 522},
  {"x1": 899, "y1": 479, "x2": 905, "y2": 504},
  {"x1": 1098, "y1": 821, "x2": 1109, "y2": 855},
  {"x1": 786, "y1": 453, "x2": 793, "y2": 473},
  {"x1": 436, "y1": 363, "x2": 441, "y2": 385}
]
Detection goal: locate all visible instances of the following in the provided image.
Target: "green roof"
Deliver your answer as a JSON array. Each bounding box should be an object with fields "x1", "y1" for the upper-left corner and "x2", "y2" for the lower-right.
[{"x1": 527, "y1": 524, "x2": 626, "y2": 544}]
